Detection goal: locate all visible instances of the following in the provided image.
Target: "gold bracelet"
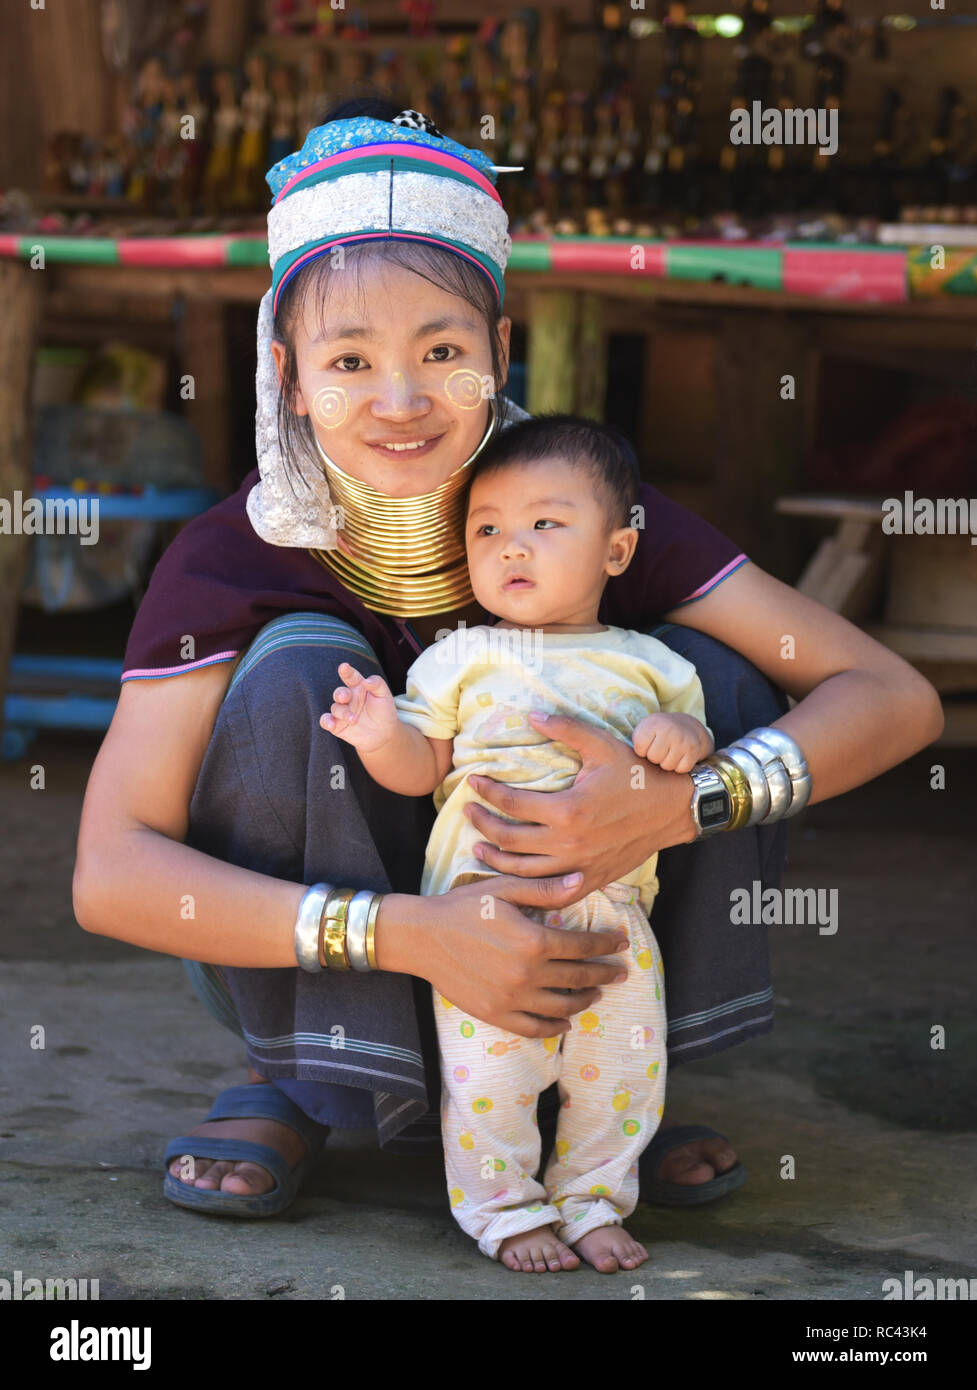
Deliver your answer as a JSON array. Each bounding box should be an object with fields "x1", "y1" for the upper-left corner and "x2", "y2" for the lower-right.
[
  {"x1": 319, "y1": 887, "x2": 354, "y2": 971},
  {"x1": 365, "y1": 893, "x2": 383, "y2": 971},
  {"x1": 704, "y1": 752, "x2": 754, "y2": 833}
]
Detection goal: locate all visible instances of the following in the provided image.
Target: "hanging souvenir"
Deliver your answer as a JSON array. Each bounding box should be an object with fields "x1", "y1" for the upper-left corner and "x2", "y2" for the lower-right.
[
  {"x1": 234, "y1": 53, "x2": 272, "y2": 208},
  {"x1": 202, "y1": 67, "x2": 240, "y2": 216}
]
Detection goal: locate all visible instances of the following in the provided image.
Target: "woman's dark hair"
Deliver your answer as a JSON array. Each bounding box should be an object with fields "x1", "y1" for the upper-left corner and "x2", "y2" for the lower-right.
[
  {"x1": 272, "y1": 96, "x2": 513, "y2": 495},
  {"x1": 469, "y1": 413, "x2": 641, "y2": 531}
]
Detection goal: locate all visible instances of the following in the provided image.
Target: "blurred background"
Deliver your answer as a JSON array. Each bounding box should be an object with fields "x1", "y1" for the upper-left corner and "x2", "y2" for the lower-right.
[{"x1": 1, "y1": 0, "x2": 975, "y2": 753}]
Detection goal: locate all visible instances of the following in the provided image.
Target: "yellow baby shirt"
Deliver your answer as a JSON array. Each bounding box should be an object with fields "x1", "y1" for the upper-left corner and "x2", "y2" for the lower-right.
[{"x1": 393, "y1": 624, "x2": 711, "y2": 915}]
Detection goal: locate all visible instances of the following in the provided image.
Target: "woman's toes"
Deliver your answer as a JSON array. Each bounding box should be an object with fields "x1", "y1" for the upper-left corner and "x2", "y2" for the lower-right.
[
  {"x1": 170, "y1": 1155, "x2": 209, "y2": 1184},
  {"x1": 701, "y1": 1139, "x2": 737, "y2": 1173},
  {"x1": 193, "y1": 1159, "x2": 233, "y2": 1189},
  {"x1": 657, "y1": 1148, "x2": 715, "y2": 1185},
  {"x1": 219, "y1": 1161, "x2": 275, "y2": 1195}
]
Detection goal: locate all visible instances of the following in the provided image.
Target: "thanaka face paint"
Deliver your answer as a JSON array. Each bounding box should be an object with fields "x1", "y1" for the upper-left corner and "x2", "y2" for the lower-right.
[
  {"x1": 444, "y1": 368, "x2": 489, "y2": 410},
  {"x1": 311, "y1": 385, "x2": 350, "y2": 429}
]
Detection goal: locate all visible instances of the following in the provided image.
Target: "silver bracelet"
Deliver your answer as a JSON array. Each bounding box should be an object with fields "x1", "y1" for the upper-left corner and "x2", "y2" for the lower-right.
[
  {"x1": 750, "y1": 728, "x2": 811, "y2": 811},
  {"x1": 727, "y1": 726, "x2": 811, "y2": 824},
  {"x1": 733, "y1": 734, "x2": 793, "y2": 822},
  {"x1": 345, "y1": 890, "x2": 377, "y2": 973},
  {"x1": 294, "y1": 882, "x2": 334, "y2": 973},
  {"x1": 749, "y1": 726, "x2": 813, "y2": 820}
]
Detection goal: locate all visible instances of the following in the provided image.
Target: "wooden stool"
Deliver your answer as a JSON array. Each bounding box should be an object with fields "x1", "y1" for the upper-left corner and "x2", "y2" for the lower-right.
[{"x1": 776, "y1": 494, "x2": 977, "y2": 743}]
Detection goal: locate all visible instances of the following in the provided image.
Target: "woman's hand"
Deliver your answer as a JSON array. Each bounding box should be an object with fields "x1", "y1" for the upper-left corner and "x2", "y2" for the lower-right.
[
  {"x1": 464, "y1": 712, "x2": 697, "y2": 897},
  {"x1": 376, "y1": 873, "x2": 632, "y2": 1038}
]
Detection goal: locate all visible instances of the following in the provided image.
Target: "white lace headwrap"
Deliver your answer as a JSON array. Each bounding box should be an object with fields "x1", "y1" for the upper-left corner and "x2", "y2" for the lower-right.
[{"x1": 245, "y1": 113, "x2": 516, "y2": 549}]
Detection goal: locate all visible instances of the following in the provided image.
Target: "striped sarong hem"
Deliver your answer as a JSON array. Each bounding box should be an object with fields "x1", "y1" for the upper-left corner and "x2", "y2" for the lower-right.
[{"x1": 228, "y1": 613, "x2": 378, "y2": 695}]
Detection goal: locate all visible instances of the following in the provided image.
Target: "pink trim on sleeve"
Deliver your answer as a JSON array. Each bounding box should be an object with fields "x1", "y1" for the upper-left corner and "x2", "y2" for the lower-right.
[
  {"x1": 121, "y1": 651, "x2": 240, "y2": 683},
  {"x1": 673, "y1": 554, "x2": 748, "y2": 607}
]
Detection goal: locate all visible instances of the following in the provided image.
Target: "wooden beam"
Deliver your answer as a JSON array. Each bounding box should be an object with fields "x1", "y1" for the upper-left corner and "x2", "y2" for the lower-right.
[
  {"x1": 50, "y1": 265, "x2": 270, "y2": 305},
  {"x1": 177, "y1": 297, "x2": 233, "y2": 493},
  {"x1": 36, "y1": 262, "x2": 977, "y2": 330}
]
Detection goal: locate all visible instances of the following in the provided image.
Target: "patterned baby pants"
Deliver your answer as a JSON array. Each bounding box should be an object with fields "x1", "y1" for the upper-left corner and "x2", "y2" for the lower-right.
[{"x1": 435, "y1": 880, "x2": 667, "y2": 1259}]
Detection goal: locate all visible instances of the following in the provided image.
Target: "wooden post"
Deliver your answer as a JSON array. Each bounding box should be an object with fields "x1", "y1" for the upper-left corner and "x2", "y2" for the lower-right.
[
  {"x1": 713, "y1": 310, "x2": 811, "y2": 577},
  {"x1": 526, "y1": 290, "x2": 578, "y2": 415},
  {"x1": 575, "y1": 291, "x2": 607, "y2": 420},
  {"x1": 203, "y1": 0, "x2": 255, "y2": 66},
  {"x1": 178, "y1": 297, "x2": 233, "y2": 494},
  {"x1": 0, "y1": 262, "x2": 42, "y2": 729}
]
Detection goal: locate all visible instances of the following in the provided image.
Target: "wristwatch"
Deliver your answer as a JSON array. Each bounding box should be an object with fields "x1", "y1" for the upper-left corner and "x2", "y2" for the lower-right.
[{"x1": 688, "y1": 764, "x2": 733, "y2": 839}]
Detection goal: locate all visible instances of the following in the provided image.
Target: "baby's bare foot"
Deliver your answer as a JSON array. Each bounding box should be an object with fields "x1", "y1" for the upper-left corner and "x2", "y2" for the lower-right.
[
  {"x1": 571, "y1": 1225, "x2": 648, "y2": 1274},
  {"x1": 498, "y1": 1224, "x2": 581, "y2": 1273}
]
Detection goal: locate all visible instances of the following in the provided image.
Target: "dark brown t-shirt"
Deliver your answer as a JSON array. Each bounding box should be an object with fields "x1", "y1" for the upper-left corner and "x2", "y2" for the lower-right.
[{"x1": 121, "y1": 467, "x2": 747, "y2": 691}]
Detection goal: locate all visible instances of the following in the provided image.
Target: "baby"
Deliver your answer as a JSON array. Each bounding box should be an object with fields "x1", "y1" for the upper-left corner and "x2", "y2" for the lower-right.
[{"x1": 322, "y1": 415, "x2": 715, "y2": 1274}]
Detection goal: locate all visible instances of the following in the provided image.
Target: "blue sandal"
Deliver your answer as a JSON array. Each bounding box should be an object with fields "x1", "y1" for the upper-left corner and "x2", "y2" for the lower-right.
[
  {"x1": 639, "y1": 1125, "x2": 748, "y2": 1207},
  {"x1": 163, "y1": 1083, "x2": 328, "y2": 1218}
]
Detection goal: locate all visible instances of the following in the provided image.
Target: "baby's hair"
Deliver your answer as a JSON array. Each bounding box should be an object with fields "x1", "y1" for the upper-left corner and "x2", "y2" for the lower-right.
[
  {"x1": 272, "y1": 94, "x2": 513, "y2": 497},
  {"x1": 469, "y1": 413, "x2": 641, "y2": 531}
]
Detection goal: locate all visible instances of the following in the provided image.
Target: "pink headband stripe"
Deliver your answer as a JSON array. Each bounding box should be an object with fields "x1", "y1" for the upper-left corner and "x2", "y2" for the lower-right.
[
  {"x1": 273, "y1": 141, "x2": 502, "y2": 206},
  {"x1": 272, "y1": 231, "x2": 502, "y2": 315}
]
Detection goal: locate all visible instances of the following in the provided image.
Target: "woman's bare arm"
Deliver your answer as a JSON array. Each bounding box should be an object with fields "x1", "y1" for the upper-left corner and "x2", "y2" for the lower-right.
[
  {"x1": 665, "y1": 560, "x2": 945, "y2": 803},
  {"x1": 72, "y1": 662, "x2": 307, "y2": 966}
]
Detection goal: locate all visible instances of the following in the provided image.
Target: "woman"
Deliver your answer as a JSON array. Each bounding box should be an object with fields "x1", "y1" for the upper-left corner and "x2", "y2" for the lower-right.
[{"x1": 73, "y1": 100, "x2": 943, "y2": 1228}]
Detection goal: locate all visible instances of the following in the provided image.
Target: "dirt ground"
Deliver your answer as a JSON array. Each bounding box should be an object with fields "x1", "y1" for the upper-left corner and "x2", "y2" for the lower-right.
[{"x1": 1, "y1": 728, "x2": 975, "y2": 1301}]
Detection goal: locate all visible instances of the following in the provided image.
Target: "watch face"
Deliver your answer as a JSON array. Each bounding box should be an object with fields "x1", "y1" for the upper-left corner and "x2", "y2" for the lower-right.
[{"x1": 700, "y1": 791, "x2": 731, "y2": 828}]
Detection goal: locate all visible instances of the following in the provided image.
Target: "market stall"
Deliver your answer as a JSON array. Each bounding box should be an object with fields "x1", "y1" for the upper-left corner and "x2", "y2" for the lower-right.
[{"x1": 2, "y1": 0, "x2": 976, "y2": 746}]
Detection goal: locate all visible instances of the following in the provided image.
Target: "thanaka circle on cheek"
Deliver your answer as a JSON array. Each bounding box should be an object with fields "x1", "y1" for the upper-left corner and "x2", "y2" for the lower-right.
[
  {"x1": 311, "y1": 386, "x2": 350, "y2": 429},
  {"x1": 444, "y1": 368, "x2": 486, "y2": 410}
]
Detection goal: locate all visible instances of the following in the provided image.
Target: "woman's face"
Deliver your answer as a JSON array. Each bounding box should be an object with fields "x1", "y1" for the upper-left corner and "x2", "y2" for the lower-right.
[{"x1": 271, "y1": 260, "x2": 511, "y2": 499}]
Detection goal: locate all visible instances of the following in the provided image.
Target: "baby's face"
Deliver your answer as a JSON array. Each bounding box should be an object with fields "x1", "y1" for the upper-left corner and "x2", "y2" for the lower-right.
[{"x1": 465, "y1": 456, "x2": 637, "y2": 628}]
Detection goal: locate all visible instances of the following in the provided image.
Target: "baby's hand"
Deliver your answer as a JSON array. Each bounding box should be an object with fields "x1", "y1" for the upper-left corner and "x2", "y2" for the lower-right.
[
  {"x1": 320, "y1": 662, "x2": 400, "y2": 752},
  {"x1": 633, "y1": 712, "x2": 714, "y2": 774}
]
